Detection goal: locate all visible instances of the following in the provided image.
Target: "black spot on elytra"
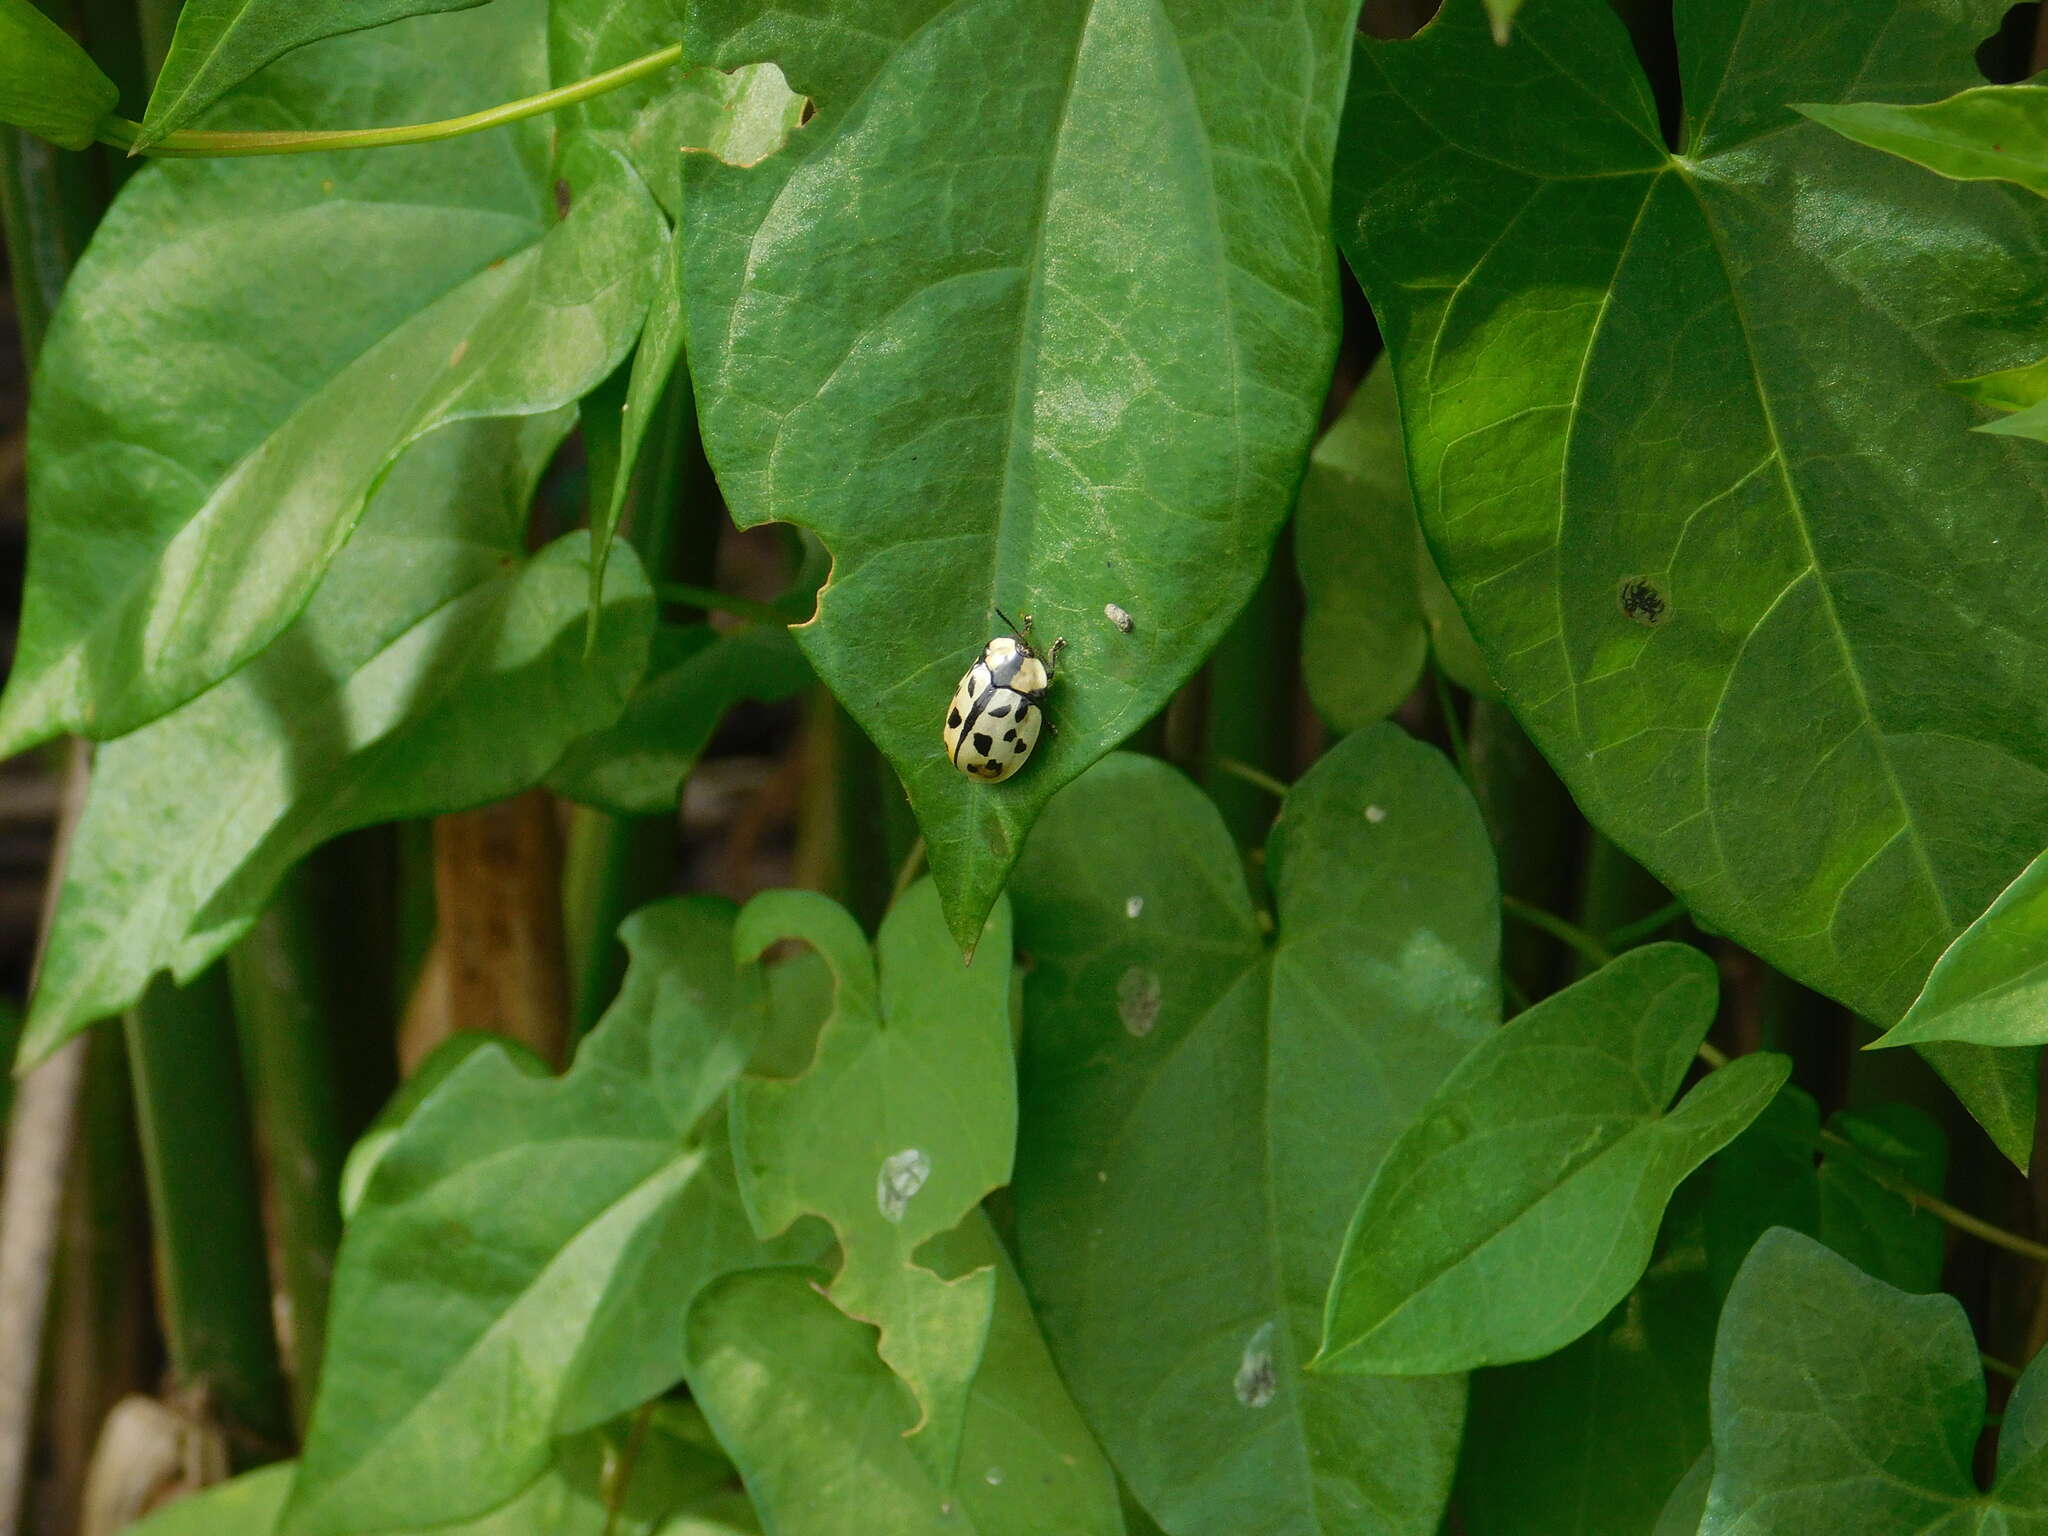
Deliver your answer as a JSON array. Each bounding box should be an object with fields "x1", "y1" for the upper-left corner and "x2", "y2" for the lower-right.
[
  {"x1": 1617, "y1": 575, "x2": 1670, "y2": 628},
  {"x1": 973, "y1": 733, "x2": 993, "y2": 755},
  {"x1": 948, "y1": 708, "x2": 962, "y2": 728},
  {"x1": 1014, "y1": 738, "x2": 1028, "y2": 753},
  {"x1": 1002, "y1": 728, "x2": 1017, "y2": 742},
  {"x1": 1014, "y1": 702, "x2": 1030, "y2": 722},
  {"x1": 988, "y1": 702, "x2": 1011, "y2": 718}
]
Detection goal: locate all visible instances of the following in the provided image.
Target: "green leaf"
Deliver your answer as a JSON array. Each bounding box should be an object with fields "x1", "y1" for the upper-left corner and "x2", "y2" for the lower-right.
[
  {"x1": 137, "y1": 0, "x2": 492, "y2": 147},
  {"x1": 1798, "y1": 87, "x2": 2048, "y2": 199},
  {"x1": 686, "y1": 1231, "x2": 1123, "y2": 1536},
  {"x1": 338, "y1": 1031, "x2": 548, "y2": 1220},
  {"x1": 1335, "y1": 0, "x2": 2048, "y2": 1163},
  {"x1": 1817, "y1": 1104, "x2": 1948, "y2": 1294},
  {"x1": 1009, "y1": 725, "x2": 1494, "y2": 1536},
  {"x1": 288, "y1": 898, "x2": 811, "y2": 1536},
  {"x1": 20, "y1": 416, "x2": 653, "y2": 1066},
  {"x1": 1877, "y1": 847, "x2": 2048, "y2": 1049},
  {"x1": 729, "y1": 880, "x2": 1014, "y2": 1479},
  {"x1": 551, "y1": 622, "x2": 813, "y2": 815},
  {"x1": 679, "y1": 0, "x2": 1360, "y2": 949},
  {"x1": 1654, "y1": 1454, "x2": 1712, "y2": 1536},
  {"x1": 1321, "y1": 945, "x2": 1787, "y2": 1375},
  {"x1": 1705, "y1": 1085, "x2": 1821, "y2": 1299},
  {"x1": 139, "y1": 1418, "x2": 750, "y2": 1536},
  {"x1": 0, "y1": 0, "x2": 117, "y2": 148},
  {"x1": 1, "y1": 0, "x2": 665, "y2": 756},
  {"x1": 1703, "y1": 1227, "x2": 2046, "y2": 1532},
  {"x1": 1458, "y1": 1187, "x2": 1717, "y2": 1536}
]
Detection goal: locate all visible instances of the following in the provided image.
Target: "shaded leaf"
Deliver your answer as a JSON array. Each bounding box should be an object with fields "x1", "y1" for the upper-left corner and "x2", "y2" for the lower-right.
[
  {"x1": 1009, "y1": 726, "x2": 1492, "y2": 1536},
  {"x1": 1817, "y1": 1104, "x2": 1947, "y2": 1293},
  {"x1": 1320, "y1": 945, "x2": 1787, "y2": 1375},
  {"x1": 1654, "y1": 1454, "x2": 1712, "y2": 1536},
  {"x1": 20, "y1": 416, "x2": 653, "y2": 1065},
  {"x1": 729, "y1": 881, "x2": 1013, "y2": 1478},
  {"x1": 686, "y1": 1232, "x2": 1123, "y2": 1536},
  {"x1": 1459, "y1": 1186, "x2": 1717, "y2": 1536},
  {"x1": 1878, "y1": 847, "x2": 2048, "y2": 1048},
  {"x1": 1705, "y1": 1085, "x2": 1821, "y2": 1298},
  {"x1": 1, "y1": 0, "x2": 665, "y2": 755},
  {"x1": 552, "y1": 622, "x2": 812, "y2": 815},
  {"x1": 680, "y1": 0, "x2": 1360, "y2": 948},
  {"x1": 288, "y1": 899, "x2": 809, "y2": 1536},
  {"x1": 0, "y1": 0, "x2": 117, "y2": 148},
  {"x1": 138, "y1": 0, "x2": 492, "y2": 146},
  {"x1": 1335, "y1": 0, "x2": 2048, "y2": 1163},
  {"x1": 1703, "y1": 1228, "x2": 2044, "y2": 1533}
]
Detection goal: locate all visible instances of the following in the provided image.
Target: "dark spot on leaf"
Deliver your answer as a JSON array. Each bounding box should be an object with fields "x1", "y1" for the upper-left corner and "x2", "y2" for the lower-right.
[
  {"x1": 554, "y1": 179, "x2": 572, "y2": 219},
  {"x1": 799, "y1": 98, "x2": 817, "y2": 125},
  {"x1": 1978, "y1": 4, "x2": 2040, "y2": 82},
  {"x1": 1617, "y1": 575, "x2": 1670, "y2": 628}
]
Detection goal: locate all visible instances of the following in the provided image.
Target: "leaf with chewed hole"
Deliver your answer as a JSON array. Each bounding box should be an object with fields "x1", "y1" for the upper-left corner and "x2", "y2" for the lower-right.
[
  {"x1": 679, "y1": 0, "x2": 1360, "y2": 949},
  {"x1": 20, "y1": 415, "x2": 653, "y2": 1068},
  {"x1": 1320, "y1": 945, "x2": 1786, "y2": 1375},
  {"x1": 1009, "y1": 725, "x2": 1494, "y2": 1536},
  {"x1": 730, "y1": 881, "x2": 1014, "y2": 1482},
  {"x1": 687, "y1": 1224, "x2": 1121, "y2": 1536},
  {"x1": 287, "y1": 899, "x2": 815, "y2": 1536},
  {"x1": 0, "y1": 0, "x2": 665, "y2": 759},
  {"x1": 1335, "y1": 0, "x2": 2048, "y2": 1166},
  {"x1": 0, "y1": 0, "x2": 117, "y2": 148}
]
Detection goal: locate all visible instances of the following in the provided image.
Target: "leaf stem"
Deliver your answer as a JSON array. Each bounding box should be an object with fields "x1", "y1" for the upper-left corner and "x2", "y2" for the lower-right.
[
  {"x1": 602, "y1": 1401, "x2": 656, "y2": 1536},
  {"x1": 1817, "y1": 1126, "x2": 2048, "y2": 1265},
  {"x1": 1432, "y1": 665, "x2": 1478, "y2": 795},
  {"x1": 1212, "y1": 756, "x2": 1291, "y2": 801},
  {"x1": 655, "y1": 581, "x2": 793, "y2": 628},
  {"x1": 1984, "y1": 1351, "x2": 2025, "y2": 1382},
  {"x1": 1500, "y1": 895, "x2": 1614, "y2": 970},
  {"x1": 99, "y1": 43, "x2": 684, "y2": 158},
  {"x1": 1605, "y1": 897, "x2": 1689, "y2": 948}
]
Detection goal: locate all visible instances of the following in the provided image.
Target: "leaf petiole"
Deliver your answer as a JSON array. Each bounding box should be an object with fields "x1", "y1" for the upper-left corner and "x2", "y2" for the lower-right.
[{"x1": 97, "y1": 43, "x2": 684, "y2": 158}]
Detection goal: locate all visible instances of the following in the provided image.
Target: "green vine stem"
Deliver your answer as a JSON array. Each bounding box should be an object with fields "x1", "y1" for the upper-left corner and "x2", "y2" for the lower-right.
[{"x1": 96, "y1": 43, "x2": 683, "y2": 158}]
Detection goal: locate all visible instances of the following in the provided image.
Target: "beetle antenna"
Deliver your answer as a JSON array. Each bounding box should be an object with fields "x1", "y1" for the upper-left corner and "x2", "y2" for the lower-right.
[{"x1": 992, "y1": 605, "x2": 1023, "y2": 636}]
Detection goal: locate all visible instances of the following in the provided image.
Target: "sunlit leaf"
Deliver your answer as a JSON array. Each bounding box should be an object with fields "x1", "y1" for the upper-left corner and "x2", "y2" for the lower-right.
[
  {"x1": 729, "y1": 881, "x2": 1013, "y2": 1479},
  {"x1": 1798, "y1": 87, "x2": 2048, "y2": 199},
  {"x1": 1334, "y1": 0, "x2": 2048, "y2": 1164},
  {"x1": 679, "y1": 0, "x2": 1361, "y2": 948},
  {"x1": 1009, "y1": 727, "x2": 1493, "y2": 1535},
  {"x1": 1876, "y1": 847, "x2": 2048, "y2": 1048},
  {"x1": 288, "y1": 899, "x2": 812, "y2": 1536},
  {"x1": 1320, "y1": 946, "x2": 1786, "y2": 1375},
  {"x1": 21, "y1": 416, "x2": 652, "y2": 1066},
  {"x1": 0, "y1": 0, "x2": 664, "y2": 756},
  {"x1": 686, "y1": 1229, "x2": 1122, "y2": 1536},
  {"x1": 0, "y1": 0, "x2": 117, "y2": 148}
]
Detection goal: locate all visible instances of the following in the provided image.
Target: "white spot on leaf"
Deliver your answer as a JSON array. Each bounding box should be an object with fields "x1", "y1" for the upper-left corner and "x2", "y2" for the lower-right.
[
  {"x1": 1117, "y1": 966, "x2": 1162, "y2": 1037},
  {"x1": 1125, "y1": 895, "x2": 1144, "y2": 919},
  {"x1": 1235, "y1": 1322, "x2": 1278, "y2": 1408},
  {"x1": 1364, "y1": 804, "x2": 1387, "y2": 824},
  {"x1": 876, "y1": 1148, "x2": 930, "y2": 1223},
  {"x1": 984, "y1": 1467, "x2": 1004, "y2": 1486}
]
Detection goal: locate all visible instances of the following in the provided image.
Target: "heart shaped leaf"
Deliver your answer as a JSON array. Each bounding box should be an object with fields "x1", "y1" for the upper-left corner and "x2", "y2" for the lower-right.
[
  {"x1": 1320, "y1": 946, "x2": 1786, "y2": 1375},
  {"x1": 729, "y1": 881, "x2": 1014, "y2": 1479},
  {"x1": 1704, "y1": 1227, "x2": 2048, "y2": 1532},
  {"x1": 678, "y1": 0, "x2": 1360, "y2": 948},
  {"x1": 1334, "y1": 0, "x2": 2048, "y2": 1164},
  {"x1": 1008, "y1": 726, "x2": 1495, "y2": 1536}
]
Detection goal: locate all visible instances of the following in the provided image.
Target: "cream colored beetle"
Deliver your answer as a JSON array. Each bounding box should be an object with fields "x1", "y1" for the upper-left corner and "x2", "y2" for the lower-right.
[{"x1": 943, "y1": 609, "x2": 1065, "y2": 782}]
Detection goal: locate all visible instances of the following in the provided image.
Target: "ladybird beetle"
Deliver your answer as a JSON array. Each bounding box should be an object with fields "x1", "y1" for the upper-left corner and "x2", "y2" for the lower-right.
[{"x1": 943, "y1": 609, "x2": 1064, "y2": 782}]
